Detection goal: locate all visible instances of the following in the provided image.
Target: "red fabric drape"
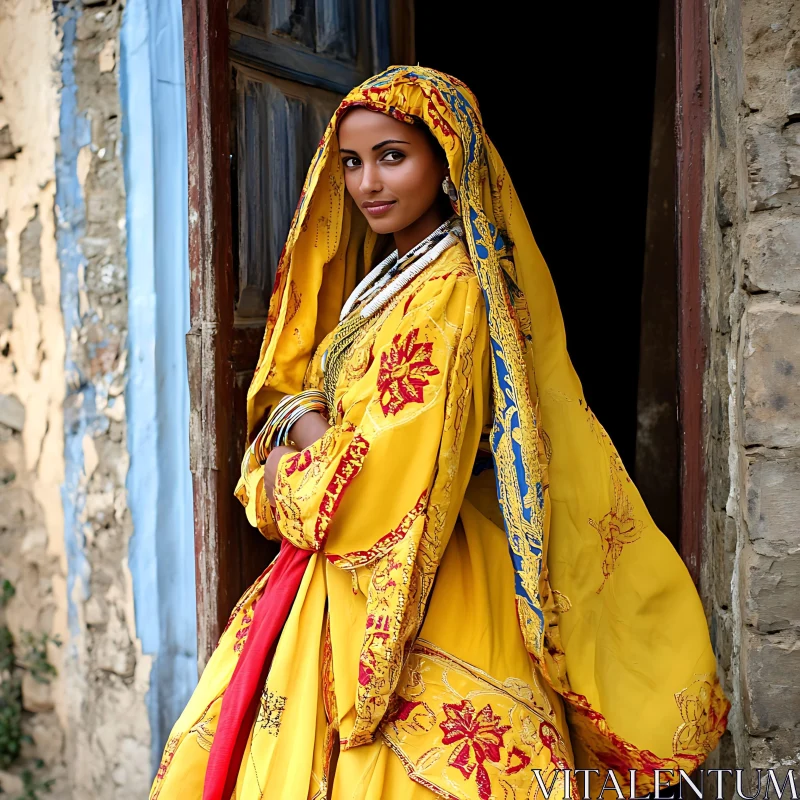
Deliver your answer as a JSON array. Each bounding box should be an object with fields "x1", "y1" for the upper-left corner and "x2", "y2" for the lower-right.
[{"x1": 202, "y1": 539, "x2": 313, "y2": 800}]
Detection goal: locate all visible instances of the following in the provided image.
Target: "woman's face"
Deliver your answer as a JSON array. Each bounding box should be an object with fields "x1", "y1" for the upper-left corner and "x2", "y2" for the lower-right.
[{"x1": 337, "y1": 108, "x2": 449, "y2": 240}]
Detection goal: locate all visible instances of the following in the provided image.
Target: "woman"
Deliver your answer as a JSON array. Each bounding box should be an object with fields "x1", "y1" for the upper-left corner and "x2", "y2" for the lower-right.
[{"x1": 150, "y1": 67, "x2": 729, "y2": 800}]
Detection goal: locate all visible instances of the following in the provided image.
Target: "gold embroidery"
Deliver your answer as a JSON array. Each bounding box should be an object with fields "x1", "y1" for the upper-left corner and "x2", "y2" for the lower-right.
[
  {"x1": 382, "y1": 640, "x2": 574, "y2": 800},
  {"x1": 257, "y1": 689, "x2": 286, "y2": 736},
  {"x1": 589, "y1": 460, "x2": 644, "y2": 593},
  {"x1": 673, "y1": 674, "x2": 730, "y2": 758}
]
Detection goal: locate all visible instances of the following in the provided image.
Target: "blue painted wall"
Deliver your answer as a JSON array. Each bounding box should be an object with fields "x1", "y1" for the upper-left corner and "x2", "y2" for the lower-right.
[
  {"x1": 120, "y1": 0, "x2": 196, "y2": 773},
  {"x1": 56, "y1": 5, "x2": 93, "y2": 652}
]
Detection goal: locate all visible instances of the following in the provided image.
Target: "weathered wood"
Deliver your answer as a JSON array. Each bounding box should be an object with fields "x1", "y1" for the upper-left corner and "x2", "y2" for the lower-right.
[
  {"x1": 315, "y1": 0, "x2": 357, "y2": 61},
  {"x1": 184, "y1": 0, "x2": 273, "y2": 668},
  {"x1": 229, "y1": 31, "x2": 366, "y2": 94},
  {"x1": 271, "y1": 0, "x2": 314, "y2": 48},
  {"x1": 636, "y1": 0, "x2": 679, "y2": 548},
  {"x1": 234, "y1": 67, "x2": 340, "y2": 319},
  {"x1": 389, "y1": 0, "x2": 413, "y2": 66},
  {"x1": 185, "y1": 0, "x2": 412, "y2": 667},
  {"x1": 675, "y1": 0, "x2": 710, "y2": 584}
]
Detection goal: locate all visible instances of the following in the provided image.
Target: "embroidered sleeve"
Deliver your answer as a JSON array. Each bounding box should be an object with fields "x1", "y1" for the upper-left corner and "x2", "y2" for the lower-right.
[{"x1": 270, "y1": 270, "x2": 482, "y2": 558}]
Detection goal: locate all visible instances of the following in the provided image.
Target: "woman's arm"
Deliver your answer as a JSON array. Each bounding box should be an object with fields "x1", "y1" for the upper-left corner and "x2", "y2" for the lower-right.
[
  {"x1": 289, "y1": 410, "x2": 330, "y2": 450},
  {"x1": 263, "y1": 445, "x2": 295, "y2": 506},
  {"x1": 262, "y1": 411, "x2": 331, "y2": 505}
]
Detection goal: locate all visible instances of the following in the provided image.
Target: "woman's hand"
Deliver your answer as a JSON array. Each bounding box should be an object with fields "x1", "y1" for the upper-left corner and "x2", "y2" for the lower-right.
[
  {"x1": 289, "y1": 410, "x2": 330, "y2": 450},
  {"x1": 264, "y1": 445, "x2": 297, "y2": 507}
]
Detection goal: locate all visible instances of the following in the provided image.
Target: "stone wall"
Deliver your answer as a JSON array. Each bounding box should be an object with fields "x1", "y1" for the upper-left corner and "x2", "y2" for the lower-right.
[
  {"x1": 0, "y1": 0, "x2": 69, "y2": 793},
  {"x1": 0, "y1": 0, "x2": 152, "y2": 795},
  {"x1": 59, "y1": 0, "x2": 152, "y2": 795},
  {"x1": 705, "y1": 0, "x2": 800, "y2": 781}
]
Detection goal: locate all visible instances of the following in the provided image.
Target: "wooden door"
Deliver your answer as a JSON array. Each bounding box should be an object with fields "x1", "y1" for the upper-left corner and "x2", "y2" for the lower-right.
[{"x1": 183, "y1": 0, "x2": 414, "y2": 665}]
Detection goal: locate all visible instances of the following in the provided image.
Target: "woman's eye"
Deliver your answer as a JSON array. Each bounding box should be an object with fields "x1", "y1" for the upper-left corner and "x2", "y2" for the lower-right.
[
  {"x1": 381, "y1": 150, "x2": 405, "y2": 162},
  {"x1": 342, "y1": 156, "x2": 360, "y2": 168}
]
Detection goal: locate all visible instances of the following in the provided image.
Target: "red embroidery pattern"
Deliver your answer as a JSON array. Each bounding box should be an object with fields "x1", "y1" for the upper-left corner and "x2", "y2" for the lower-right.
[
  {"x1": 233, "y1": 606, "x2": 254, "y2": 655},
  {"x1": 326, "y1": 489, "x2": 429, "y2": 571},
  {"x1": 285, "y1": 279, "x2": 301, "y2": 324},
  {"x1": 377, "y1": 328, "x2": 440, "y2": 416},
  {"x1": 440, "y1": 699, "x2": 510, "y2": 800},
  {"x1": 381, "y1": 641, "x2": 579, "y2": 800},
  {"x1": 283, "y1": 447, "x2": 313, "y2": 477},
  {"x1": 561, "y1": 677, "x2": 730, "y2": 794},
  {"x1": 313, "y1": 434, "x2": 370, "y2": 547},
  {"x1": 219, "y1": 565, "x2": 271, "y2": 639},
  {"x1": 151, "y1": 734, "x2": 180, "y2": 798}
]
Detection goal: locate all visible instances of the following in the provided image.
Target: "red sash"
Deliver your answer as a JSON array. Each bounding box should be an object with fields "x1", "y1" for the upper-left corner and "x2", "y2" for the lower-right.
[{"x1": 202, "y1": 539, "x2": 313, "y2": 800}]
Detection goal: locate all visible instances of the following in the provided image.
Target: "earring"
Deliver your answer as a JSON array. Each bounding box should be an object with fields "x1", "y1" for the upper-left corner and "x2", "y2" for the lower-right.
[{"x1": 442, "y1": 176, "x2": 458, "y2": 203}]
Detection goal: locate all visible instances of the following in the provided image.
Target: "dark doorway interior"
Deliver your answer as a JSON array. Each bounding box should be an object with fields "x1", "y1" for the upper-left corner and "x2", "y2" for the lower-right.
[{"x1": 416, "y1": 2, "x2": 679, "y2": 546}]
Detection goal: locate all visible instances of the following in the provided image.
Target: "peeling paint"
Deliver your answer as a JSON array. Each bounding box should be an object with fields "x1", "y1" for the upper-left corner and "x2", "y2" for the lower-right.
[
  {"x1": 0, "y1": 0, "x2": 69, "y2": 791},
  {"x1": 120, "y1": 0, "x2": 196, "y2": 773}
]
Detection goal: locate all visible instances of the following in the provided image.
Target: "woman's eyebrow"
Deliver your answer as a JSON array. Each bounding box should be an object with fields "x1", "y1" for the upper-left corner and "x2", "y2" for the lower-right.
[
  {"x1": 340, "y1": 139, "x2": 410, "y2": 155},
  {"x1": 371, "y1": 139, "x2": 409, "y2": 150}
]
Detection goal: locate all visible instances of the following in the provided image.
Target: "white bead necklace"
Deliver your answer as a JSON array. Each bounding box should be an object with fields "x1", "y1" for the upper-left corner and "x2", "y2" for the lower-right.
[
  {"x1": 338, "y1": 216, "x2": 462, "y2": 323},
  {"x1": 358, "y1": 230, "x2": 461, "y2": 318},
  {"x1": 321, "y1": 218, "x2": 463, "y2": 376}
]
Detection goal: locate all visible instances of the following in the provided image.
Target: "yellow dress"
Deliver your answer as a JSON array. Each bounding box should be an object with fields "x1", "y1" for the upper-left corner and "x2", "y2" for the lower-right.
[
  {"x1": 151, "y1": 66, "x2": 729, "y2": 800},
  {"x1": 152, "y1": 241, "x2": 574, "y2": 800}
]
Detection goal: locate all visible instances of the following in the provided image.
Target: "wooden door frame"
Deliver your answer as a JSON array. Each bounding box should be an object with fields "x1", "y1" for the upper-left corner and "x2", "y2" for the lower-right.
[
  {"x1": 184, "y1": 0, "x2": 236, "y2": 665},
  {"x1": 182, "y1": 0, "x2": 414, "y2": 664},
  {"x1": 675, "y1": 0, "x2": 710, "y2": 585},
  {"x1": 182, "y1": 0, "x2": 708, "y2": 661}
]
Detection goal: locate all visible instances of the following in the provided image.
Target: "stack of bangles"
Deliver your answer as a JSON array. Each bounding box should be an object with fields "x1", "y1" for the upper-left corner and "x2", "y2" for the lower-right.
[{"x1": 246, "y1": 389, "x2": 328, "y2": 470}]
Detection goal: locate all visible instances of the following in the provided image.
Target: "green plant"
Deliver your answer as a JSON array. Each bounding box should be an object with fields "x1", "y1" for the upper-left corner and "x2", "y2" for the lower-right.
[
  {"x1": 0, "y1": 625, "x2": 23, "y2": 771},
  {"x1": 17, "y1": 633, "x2": 59, "y2": 686},
  {"x1": 0, "y1": 581, "x2": 56, "y2": 799},
  {"x1": 0, "y1": 581, "x2": 14, "y2": 609},
  {"x1": 17, "y1": 761, "x2": 55, "y2": 800}
]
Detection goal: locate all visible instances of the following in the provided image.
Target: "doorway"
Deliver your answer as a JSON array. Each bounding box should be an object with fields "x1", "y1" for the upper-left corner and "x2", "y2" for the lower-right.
[
  {"x1": 184, "y1": 0, "x2": 690, "y2": 658},
  {"x1": 416, "y1": 0, "x2": 680, "y2": 547}
]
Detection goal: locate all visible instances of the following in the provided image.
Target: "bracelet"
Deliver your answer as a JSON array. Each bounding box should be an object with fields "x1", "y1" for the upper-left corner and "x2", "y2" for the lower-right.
[
  {"x1": 253, "y1": 390, "x2": 328, "y2": 464},
  {"x1": 240, "y1": 390, "x2": 328, "y2": 488}
]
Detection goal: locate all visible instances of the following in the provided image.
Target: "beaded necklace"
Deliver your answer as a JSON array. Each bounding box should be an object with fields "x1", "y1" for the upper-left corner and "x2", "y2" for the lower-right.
[{"x1": 322, "y1": 217, "x2": 463, "y2": 412}]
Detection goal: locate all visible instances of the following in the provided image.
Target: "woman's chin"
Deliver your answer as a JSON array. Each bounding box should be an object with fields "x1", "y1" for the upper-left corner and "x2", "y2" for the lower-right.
[{"x1": 361, "y1": 211, "x2": 404, "y2": 236}]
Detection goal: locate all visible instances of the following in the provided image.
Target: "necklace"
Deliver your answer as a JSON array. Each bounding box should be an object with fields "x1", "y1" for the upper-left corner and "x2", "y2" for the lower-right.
[
  {"x1": 338, "y1": 216, "x2": 462, "y2": 322},
  {"x1": 321, "y1": 217, "x2": 463, "y2": 411}
]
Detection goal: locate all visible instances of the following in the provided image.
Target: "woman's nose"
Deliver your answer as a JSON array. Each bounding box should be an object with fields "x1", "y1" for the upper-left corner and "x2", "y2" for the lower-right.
[{"x1": 360, "y1": 163, "x2": 382, "y2": 193}]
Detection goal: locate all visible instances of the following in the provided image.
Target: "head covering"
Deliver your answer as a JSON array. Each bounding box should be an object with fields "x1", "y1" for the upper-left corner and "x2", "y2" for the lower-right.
[{"x1": 245, "y1": 66, "x2": 729, "y2": 786}]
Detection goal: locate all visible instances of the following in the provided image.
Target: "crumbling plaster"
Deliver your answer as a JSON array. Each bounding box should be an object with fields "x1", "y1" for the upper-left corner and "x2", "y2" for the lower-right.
[
  {"x1": 0, "y1": 0, "x2": 153, "y2": 795},
  {"x1": 0, "y1": 0, "x2": 70, "y2": 793},
  {"x1": 56, "y1": 1, "x2": 152, "y2": 795}
]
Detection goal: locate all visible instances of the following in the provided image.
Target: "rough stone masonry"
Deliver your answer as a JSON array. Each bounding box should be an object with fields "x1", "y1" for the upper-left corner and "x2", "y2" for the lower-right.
[
  {"x1": 0, "y1": 0, "x2": 151, "y2": 796},
  {"x1": 704, "y1": 0, "x2": 800, "y2": 786}
]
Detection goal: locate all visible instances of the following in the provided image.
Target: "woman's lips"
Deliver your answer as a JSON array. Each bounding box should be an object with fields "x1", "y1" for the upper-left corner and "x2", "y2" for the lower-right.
[{"x1": 362, "y1": 200, "x2": 396, "y2": 216}]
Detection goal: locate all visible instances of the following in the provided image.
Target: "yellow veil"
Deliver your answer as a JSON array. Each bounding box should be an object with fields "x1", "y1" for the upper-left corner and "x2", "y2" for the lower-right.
[{"x1": 242, "y1": 66, "x2": 729, "y2": 789}]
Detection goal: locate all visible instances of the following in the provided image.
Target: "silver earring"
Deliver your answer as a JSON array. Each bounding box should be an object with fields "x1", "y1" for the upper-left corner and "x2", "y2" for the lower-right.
[{"x1": 442, "y1": 176, "x2": 458, "y2": 203}]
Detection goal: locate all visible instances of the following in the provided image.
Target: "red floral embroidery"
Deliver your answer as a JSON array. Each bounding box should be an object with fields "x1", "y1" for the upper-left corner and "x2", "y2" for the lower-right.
[
  {"x1": 440, "y1": 699, "x2": 510, "y2": 800},
  {"x1": 313, "y1": 434, "x2": 370, "y2": 546},
  {"x1": 377, "y1": 328, "x2": 440, "y2": 416},
  {"x1": 504, "y1": 745, "x2": 531, "y2": 775},
  {"x1": 233, "y1": 606, "x2": 254, "y2": 655},
  {"x1": 283, "y1": 448, "x2": 313, "y2": 477}
]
